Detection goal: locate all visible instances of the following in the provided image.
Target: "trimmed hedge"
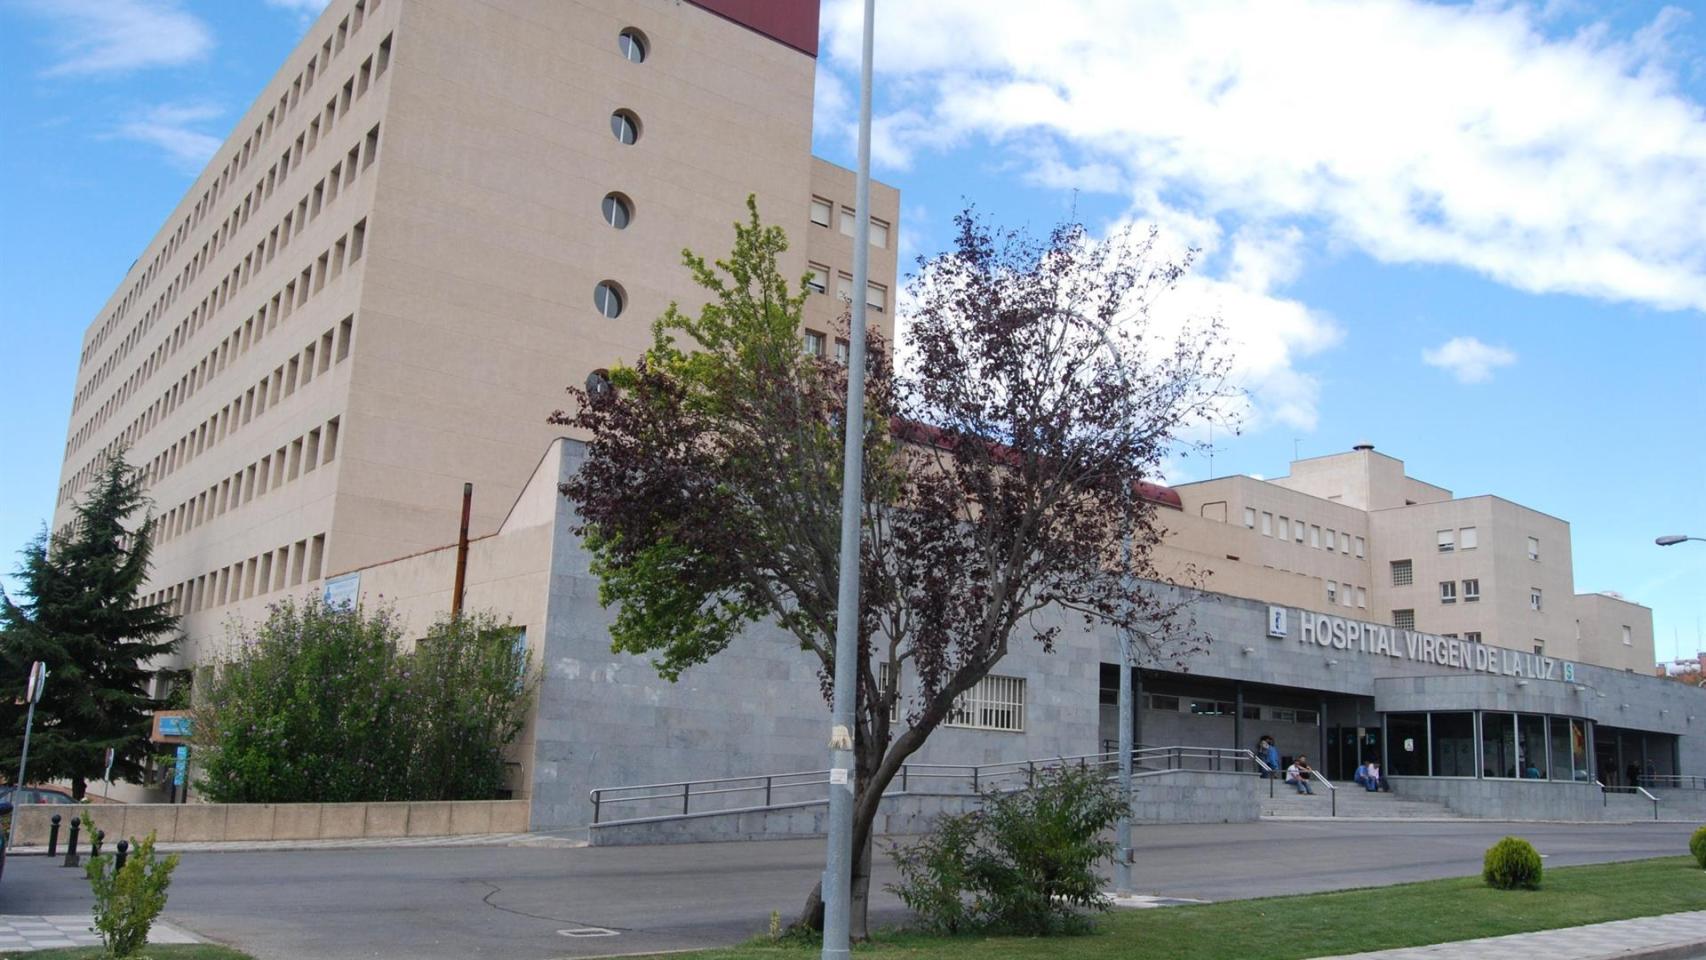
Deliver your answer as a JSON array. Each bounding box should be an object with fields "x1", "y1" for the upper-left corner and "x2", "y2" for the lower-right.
[
  {"x1": 1483, "y1": 836, "x2": 1544, "y2": 890},
  {"x1": 1690, "y1": 825, "x2": 1706, "y2": 870}
]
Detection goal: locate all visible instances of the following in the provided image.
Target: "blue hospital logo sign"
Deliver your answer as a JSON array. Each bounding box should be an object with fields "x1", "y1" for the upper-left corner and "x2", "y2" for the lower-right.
[{"x1": 1267, "y1": 606, "x2": 1288, "y2": 639}]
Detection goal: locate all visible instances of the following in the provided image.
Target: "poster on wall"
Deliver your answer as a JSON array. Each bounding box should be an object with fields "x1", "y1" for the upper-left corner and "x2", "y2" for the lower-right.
[{"x1": 323, "y1": 572, "x2": 360, "y2": 610}]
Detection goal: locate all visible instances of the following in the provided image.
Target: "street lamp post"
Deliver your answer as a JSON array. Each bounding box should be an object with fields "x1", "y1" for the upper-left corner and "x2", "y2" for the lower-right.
[
  {"x1": 821, "y1": 0, "x2": 876, "y2": 957},
  {"x1": 1655, "y1": 535, "x2": 1705, "y2": 546}
]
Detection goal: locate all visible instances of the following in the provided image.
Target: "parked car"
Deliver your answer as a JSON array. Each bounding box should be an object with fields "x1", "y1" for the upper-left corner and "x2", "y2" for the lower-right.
[{"x1": 0, "y1": 786, "x2": 78, "y2": 805}]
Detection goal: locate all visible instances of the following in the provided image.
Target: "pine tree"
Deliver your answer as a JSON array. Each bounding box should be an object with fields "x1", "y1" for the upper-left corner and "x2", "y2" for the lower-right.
[{"x1": 0, "y1": 454, "x2": 180, "y2": 798}]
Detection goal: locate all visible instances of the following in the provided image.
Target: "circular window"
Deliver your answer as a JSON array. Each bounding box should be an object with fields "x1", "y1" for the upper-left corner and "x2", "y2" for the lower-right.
[
  {"x1": 610, "y1": 110, "x2": 640, "y2": 145},
  {"x1": 618, "y1": 29, "x2": 648, "y2": 63},
  {"x1": 601, "y1": 193, "x2": 632, "y2": 229},
  {"x1": 593, "y1": 281, "x2": 626, "y2": 319}
]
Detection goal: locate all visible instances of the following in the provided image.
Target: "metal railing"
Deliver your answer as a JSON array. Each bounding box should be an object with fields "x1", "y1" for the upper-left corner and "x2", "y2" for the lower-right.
[
  {"x1": 1639, "y1": 775, "x2": 1706, "y2": 791},
  {"x1": 590, "y1": 744, "x2": 1262, "y2": 824},
  {"x1": 1596, "y1": 780, "x2": 1663, "y2": 820}
]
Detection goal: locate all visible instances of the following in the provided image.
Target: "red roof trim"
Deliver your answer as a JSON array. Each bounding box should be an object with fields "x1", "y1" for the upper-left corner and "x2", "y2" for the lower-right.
[{"x1": 684, "y1": 0, "x2": 820, "y2": 58}]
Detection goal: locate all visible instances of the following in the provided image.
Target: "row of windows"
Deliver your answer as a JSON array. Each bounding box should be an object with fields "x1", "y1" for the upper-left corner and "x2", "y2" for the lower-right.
[
  {"x1": 155, "y1": 414, "x2": 343, "y2": 546},
  {"x1": 1141, "y1": 695, "x2": 1319, "y2": 725},
  {"x1": 69, "y1": 183, "x2": 373, "y2": 487},
  {"x1": 808, "y1": 197, "x2": 890, "y2": 249},
  {"x1": 145, "y1": 532, "x2": 329, "y2": 617},
  {"x1": 805, "y1": 264, "x2": 888, "y2": 312},
  {"x1": 589, "y1": 27, "x2": 648, "y2": 321},
  {"x1": 1243, "y1": 508, "x2": 1366, "y2": 559},
  {"x1": 68, "y1": 115, "x2": 382, "y2": 460},
  {"x1": 1439, "y1": 578, "x2": 1481, "y2": 603},
  {"x1": 1325, "y1": 580, "x2": 1368, "y2": 610},
  {"x1": 142, "y1": 317, "x2": 354, "y2": 496},
  {"x1": 62, "y1": 207, "x2": 367, "y2": 505},
  {"x1": 75, "y1": 21, "x2": 391, "y2": 414}
]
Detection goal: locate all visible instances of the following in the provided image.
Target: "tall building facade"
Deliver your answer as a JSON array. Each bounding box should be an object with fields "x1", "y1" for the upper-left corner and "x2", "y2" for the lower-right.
[
  {"x1": 1153, "y1": 444, "x2": 1655, "y2": 672},
  {"x1": 53, "y1": 0, "x2": 900, "y2": 662}
]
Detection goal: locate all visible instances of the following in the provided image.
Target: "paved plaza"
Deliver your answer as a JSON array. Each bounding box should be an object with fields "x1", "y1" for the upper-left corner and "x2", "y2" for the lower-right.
[
  {"x1": 1318, "y1": 909, "x2": 1706, "y2": 960},
  {"x1": 0, "y1": 914, "x2": 199, "y2": 953}
]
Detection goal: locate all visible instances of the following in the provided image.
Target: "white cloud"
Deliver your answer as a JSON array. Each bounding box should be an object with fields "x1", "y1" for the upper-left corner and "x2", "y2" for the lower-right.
[
  {"x1": 114, "y1": 102, "x2": 224, "y2": 171},
  {"x1": 264, "y1": 0, "x2": 331, "y2": 12},
  {"x1": 1422, "y1": 336, "x2": 1519, "y2": 383},
  {"x1": 818, "y1": 1, "x2": 1706, "y2": 314},
  {"x1": 23, "y1": 0, "x2": 211, "y2": 76}
]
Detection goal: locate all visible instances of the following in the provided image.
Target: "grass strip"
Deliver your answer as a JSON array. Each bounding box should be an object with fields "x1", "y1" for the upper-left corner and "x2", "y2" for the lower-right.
[
  {"x1": 2, "y1": 946, "x2": 253, "y2": 960},
  {"x1": 653, "y1": 856, "x2": 1706, "y2": 960}
]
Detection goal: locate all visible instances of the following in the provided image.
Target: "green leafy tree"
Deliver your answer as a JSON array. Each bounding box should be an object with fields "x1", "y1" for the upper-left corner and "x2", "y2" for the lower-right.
[
  {"x1": 0, "y1": 455, "x2": 179, "y2": 798},
  {"x1": 554, "y1": 200, "x2": 1228, "y2": 935},
  {"x1": 194, "y1": 600, "x2": 532, "y2": 803},
  {"x1": 86, "y1": 827, "x2": 181, "y2": 958}
]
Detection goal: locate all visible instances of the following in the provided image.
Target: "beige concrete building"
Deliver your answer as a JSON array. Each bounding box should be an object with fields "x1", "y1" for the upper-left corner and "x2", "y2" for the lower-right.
[
  {"x1": 1157, "y1": 444, "x2": 1655, "y2": 673},
  {"x1": 52, "y1": 0, "x2": 899, "y2": 664}
]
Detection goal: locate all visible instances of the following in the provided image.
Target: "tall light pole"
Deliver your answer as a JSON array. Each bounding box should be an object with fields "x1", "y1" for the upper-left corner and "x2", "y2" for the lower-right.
[
  {"x1": 822, "y1": 0, "x2": 876, "y2": 956},
  {"x1": 1086, "y1": 320, "x2": 1136, "y2": 897},
  {"x1": 1655, "y1": 535, "x2": 1704, "y2": 546}
]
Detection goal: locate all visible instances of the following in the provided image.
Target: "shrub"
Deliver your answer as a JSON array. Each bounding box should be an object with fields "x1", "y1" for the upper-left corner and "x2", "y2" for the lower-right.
[
  {"x1": 85, "y1": 830, "x2": 180, "y2": 958},
  {"x1": 1482, "y1": 836, "x2": 1543, "y2": 890},
  {"x1": 1690, "y1": 825, "x2": 1706, "y2": 869},
  {"x1": 194, "y1": 600, "x2": 532, "y2": 804},
  {"x1": 888, "y1": 764, "x2": 1127, "y2": 935}
]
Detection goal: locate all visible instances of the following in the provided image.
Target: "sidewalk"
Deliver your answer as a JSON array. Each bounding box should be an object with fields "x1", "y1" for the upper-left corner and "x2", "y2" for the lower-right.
[
  {"x1": 0, "y1": 916, "x2": 198, "y2": 953},
  {"x1": 4, "y1": 831, "x2": 584, "y2": 856},
  {"x1": 1315, "y1": 909, "x2": 1706, "y2": 960}
]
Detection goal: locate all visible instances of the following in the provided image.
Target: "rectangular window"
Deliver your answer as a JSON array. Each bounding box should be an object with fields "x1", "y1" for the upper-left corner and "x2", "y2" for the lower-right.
[
  {"x1": 1391, "y1": 559, "x2": 1413, "y2": 586},
  {"x1": 323, "y1": 416, "x2": 340, "y2": 463},
  {"x1": 1295, "y1": 709, "x2": 1318, "y2": 725},
  {"x1": 1527, "y1": 537, "x2": 1540, "y2": 561},
  {"x1": 803, "y1": 331, "x2": 826, "y2": 357},
  {"x1": 1430, "y1": 711, "x2": 1475, "y2": 777},
  {"x1": 1393, "y1": 609, "x2": 1415, "y2": 631},
  {"x1": 809, "y1": 198, "x2": 832, "y2": 227},
  {"x1": 1188, "y1": 700, "x2": 1235, "y2": 716},
  {"x1": 1465, "y1": 631, "x2": 1483, "y2": 644},
  {"x1": 1355, "y1": 536, "x2": 1366, "y2": 559},
  {"x1": 1462, "y1": 578, "x2": 1480, "y2": 602},
  {"x1": 1533, "y1": 640, "x2": 1544, "y2": 655},
  {"x1": 866, "y1": 282, "x2": 886, "y2": 312},
  {"x1": 1277, "y1": 516, "x2": 1289, "y2": 541},
  {"x1": 1327, "y1": 580, "x2": 1338, "y2": 605},
  {"x1": 1260, "y1": 512, "x2": 1273, "y2": 536},
  {"x1": 835, "y1": 338, "x2": 850, "y2": 365},
  {"x1": 1439, "y1": 580, "x2": 1456, "y2": 604},
  {"x1": 1295, "y1": 523, "x2": 1305, "y2": 544},
  {"x1": 1339, "y1": 532, "x2": 1351, "y2": 554},
  {"x1": 1621, "y1": 625, "x2": 1632, "y2": 646},
  {"x1": 869, "y1": 217, "x2": 890, "y2": 249},
  {"x1": 1437, "y1": 529, "x2": 1454, "y2": 553},
  {"x1": 1530, "y1": 588, "x2": 1542, "y2": 611},
  {"x1": 1387, "y1": 713, "x2": 1428, "y2": 776},
  {"x1": 836, "y1": 271, "x2": 853, "y2": 303},
  {"x1": 1148, "y1": 694, "x2": 1180, "y2": 712},
  {"x1": 1244, "y1": 508, "x2": 1257, "y2": 529},
  {"x1": 839, "y1": 205, "x2": 856, "y2": 237},
  {"x1": 946, "y1": 675, "x2": 1025, "y2": 732},
  {"x1": 1355, "y1": 586, "x2": 1367, "y2": 609},
  {"x1": 1481, "y1": 712, "x2": 1517, "y2": 779},
  {"x1": 1309, "y1": 525, "x2": 1321, "y2": 547},
  {"x1": 1324, "y1": 527, "x2": 1335, "y2": 549},
  {"x1": 805, "y1": 263, "x2": 827, "y2": 294},
  {"x1": 1459, "y1": 526, "x2": 1478, "y2": 550}
]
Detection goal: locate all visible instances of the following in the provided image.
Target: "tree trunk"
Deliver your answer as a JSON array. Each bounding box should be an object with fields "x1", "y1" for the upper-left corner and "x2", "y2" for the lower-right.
[
  {"x1": 796, "y1": 880, "x2": 825, "y2": 932},
  {"x1": 71, "y1": 776, "x2": 87, "y2": 801},
  {"x1": 850, "y1": 830, "x2": 875, "y2": 940}
]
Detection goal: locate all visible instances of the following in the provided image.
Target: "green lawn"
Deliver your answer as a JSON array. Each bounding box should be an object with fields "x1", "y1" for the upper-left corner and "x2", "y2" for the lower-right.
[
  {"x1": 1, "y1": 947, "x2": 252, "y2": 960},
  {"x1": 660, "y1": 857, "x2": 1706, "y2": 960}
]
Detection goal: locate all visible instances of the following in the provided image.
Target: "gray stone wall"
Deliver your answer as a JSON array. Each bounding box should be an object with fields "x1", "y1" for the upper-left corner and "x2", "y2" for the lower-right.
[{"x1": 528, "y1": 440, "x2": 1706, "y2": 831}]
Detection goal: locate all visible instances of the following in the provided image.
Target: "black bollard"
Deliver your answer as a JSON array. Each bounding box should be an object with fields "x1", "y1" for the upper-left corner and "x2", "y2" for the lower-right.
[
  {"x1": 62, "y1": 817, "x2": 81, "y2": 868},
  {"x1": 48, "y1": 814, "x2": 62, "y2": 858},
  {"x1": 91, "y1": 829, "x2": 104, "y2": 860},
  {"x1": 114, "y1": 839, "x2": 129, "y2": 872}
]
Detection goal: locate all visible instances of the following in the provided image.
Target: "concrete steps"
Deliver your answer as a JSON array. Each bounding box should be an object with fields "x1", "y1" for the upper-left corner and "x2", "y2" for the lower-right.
[{"x1": 1260, "y1": 784, "x2": 1458, "y2": 819}]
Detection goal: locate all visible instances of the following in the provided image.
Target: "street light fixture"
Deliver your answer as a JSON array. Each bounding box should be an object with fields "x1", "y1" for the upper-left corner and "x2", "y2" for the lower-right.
[{"x1": 1655, "y1": 535, "x2": 1703, "y2": 546}]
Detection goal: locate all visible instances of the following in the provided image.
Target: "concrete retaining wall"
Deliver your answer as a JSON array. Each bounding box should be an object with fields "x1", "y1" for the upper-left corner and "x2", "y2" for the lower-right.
[
  {"x1": 590, "y1": 769, "x2": 1258, "y2": 846},
  {"x1": 1128, "y1": 769, "x2": 1259, "y2": 824},
  {"x1": 1384, "y1": 777, "x2": 1699, "y2": 821},
  {"x1": 9, "y1": 800, "x2": 529, "y2": 846}
]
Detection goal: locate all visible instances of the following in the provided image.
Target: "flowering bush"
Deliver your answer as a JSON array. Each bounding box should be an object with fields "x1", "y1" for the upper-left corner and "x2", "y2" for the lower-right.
[{"x1": 194, "y1": 600, "x2": 532, "y2": 803}]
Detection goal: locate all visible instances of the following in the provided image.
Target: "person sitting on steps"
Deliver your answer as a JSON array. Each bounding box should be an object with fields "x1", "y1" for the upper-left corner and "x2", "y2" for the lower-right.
[{"x1": 1286, "y1": 756, "x2": 1315, "y2": 795}]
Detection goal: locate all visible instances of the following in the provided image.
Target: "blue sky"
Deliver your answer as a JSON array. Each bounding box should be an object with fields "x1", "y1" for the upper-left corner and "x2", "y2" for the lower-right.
[{"x1": 2, "y1": 1, "x2": 1703, "y2": 661}]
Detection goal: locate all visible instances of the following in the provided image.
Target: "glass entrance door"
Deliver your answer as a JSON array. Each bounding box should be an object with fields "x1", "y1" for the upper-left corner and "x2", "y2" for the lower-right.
[{"x1": 1328, "y1": 726, "x2": 1380, "y2": 781}]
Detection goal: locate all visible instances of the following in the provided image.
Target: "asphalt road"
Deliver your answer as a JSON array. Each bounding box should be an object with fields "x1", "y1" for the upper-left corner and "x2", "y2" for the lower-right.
[{"x1": 0, "y1": 820, "x2": 1697, "y2": 960}]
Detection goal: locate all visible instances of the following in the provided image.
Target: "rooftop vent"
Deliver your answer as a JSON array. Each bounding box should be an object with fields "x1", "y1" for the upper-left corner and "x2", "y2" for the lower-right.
[{"x1": 1352, "y1": 442, "x2": 1375, "y2": 452}]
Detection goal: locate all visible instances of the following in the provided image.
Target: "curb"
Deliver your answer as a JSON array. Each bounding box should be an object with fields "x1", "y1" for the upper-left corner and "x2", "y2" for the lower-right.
[{"x1": 1594, "y1": 939, "x2": 1706, "y2": 960}]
